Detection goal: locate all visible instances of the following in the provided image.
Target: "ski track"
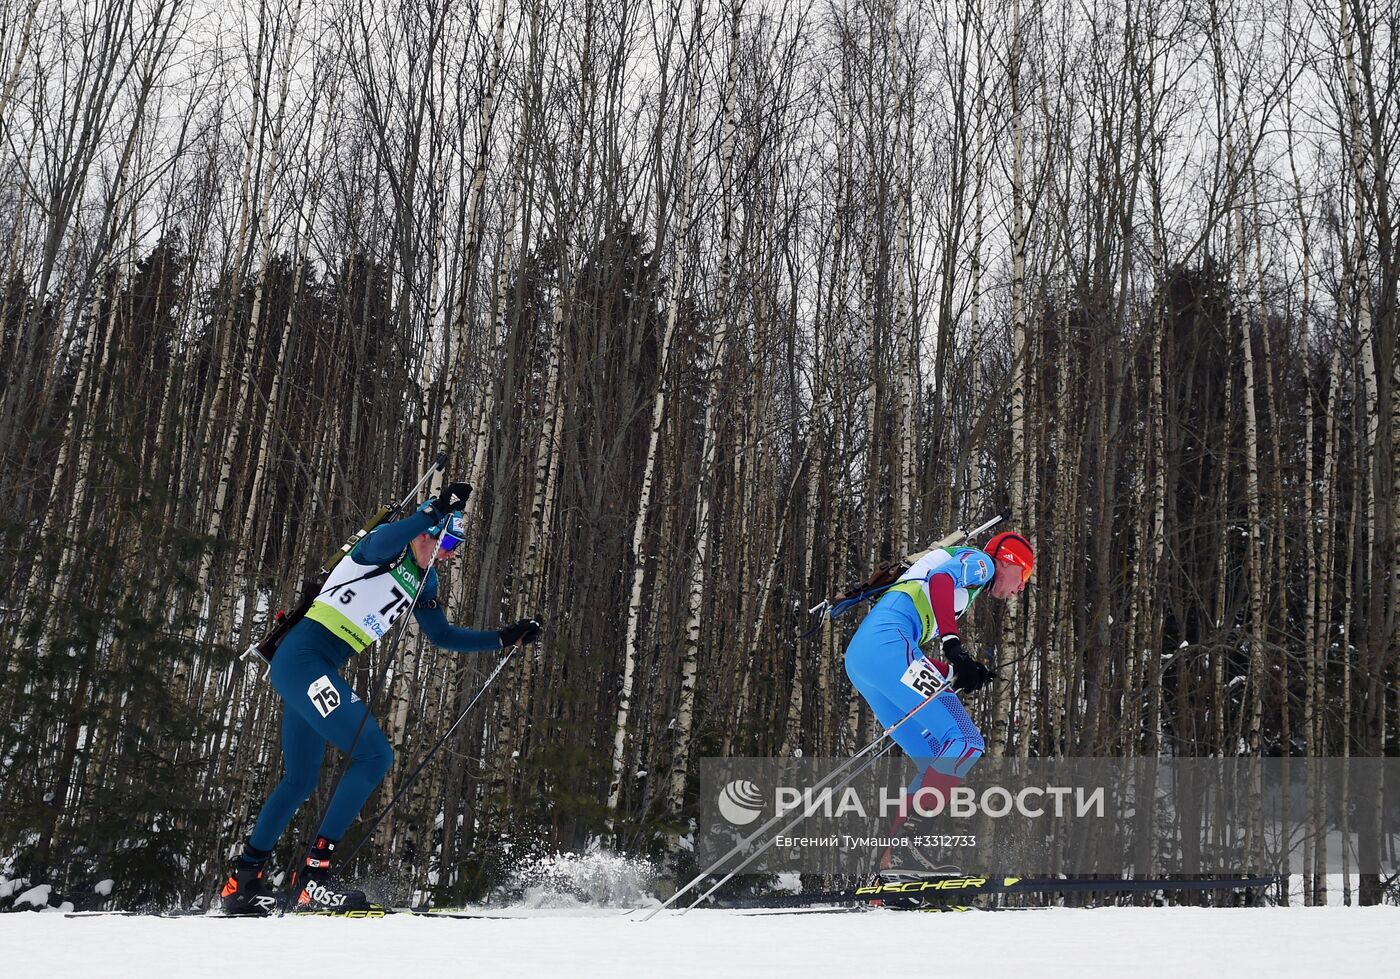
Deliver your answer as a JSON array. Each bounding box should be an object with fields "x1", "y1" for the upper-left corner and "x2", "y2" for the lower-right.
[{"x1": 4, "y1": 906, "x2": 1394, "y2": 978}]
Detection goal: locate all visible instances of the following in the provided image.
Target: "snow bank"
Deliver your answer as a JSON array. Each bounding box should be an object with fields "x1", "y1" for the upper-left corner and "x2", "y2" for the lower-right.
[
  {"x1": 13, "y1": 884, "x2": 51, "y2": 908},
  {"x1": 3, "y1": 906, "x2": 1393, "y2": 978},
  {"x1": 489, "y1": 851, "x2": 657, "y2": 909}
]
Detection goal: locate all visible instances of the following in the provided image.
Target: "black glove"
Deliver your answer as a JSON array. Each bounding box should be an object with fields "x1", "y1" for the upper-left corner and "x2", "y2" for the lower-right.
[
  {"x1": 499, "y1": 617, "x2": 543, "y2": 647},
  {"x1": 942, "y1": 635, "x2": 995, "y2": 694},
  {"x1": 431, "y1": 481, "x2": 472, "y2": 517}
]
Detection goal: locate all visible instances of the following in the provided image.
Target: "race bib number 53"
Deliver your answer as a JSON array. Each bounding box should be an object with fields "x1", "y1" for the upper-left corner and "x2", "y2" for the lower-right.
[
  {"x1": 900, "y1": 659, "x2": 946, "y2": 698},
  {"x1": 308, "y1": 675, "x2": 342, "y2": 718}
]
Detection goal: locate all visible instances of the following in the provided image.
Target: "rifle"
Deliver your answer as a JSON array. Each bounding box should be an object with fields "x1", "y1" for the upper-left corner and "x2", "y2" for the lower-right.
[
  {"x1": 807, "y1": 508, "x2": 1012, "y2": 626},
  {"x1": 241, "y1": 452, "x2": 449, "y2": 666}
]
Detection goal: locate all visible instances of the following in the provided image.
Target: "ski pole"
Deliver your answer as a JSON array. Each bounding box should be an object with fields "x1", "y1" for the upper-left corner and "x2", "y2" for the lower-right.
[
  {"x1": 276, "y1": 531, "x2": 450, "y2": 915},
  {"x1": 337, "y1": 644, "x2": 520, "y2": 868},
  {"x1": 678, "y1": 738, "x2": 902, "y2": 915},
  {"x1": 640, "y1": 666, "x2": 954, "y2": 922}
]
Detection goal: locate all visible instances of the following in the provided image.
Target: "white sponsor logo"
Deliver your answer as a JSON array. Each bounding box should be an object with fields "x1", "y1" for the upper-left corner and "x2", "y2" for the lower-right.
[
  {"x1": 717, "y1": 779, "x2": 765, "y2": 826},
  {"x1": 307, "y1": 676, "x2": 341, "y2": 718},
  {"x1": 303, "y1": 881, "x2": 346, "y2": 907},
  {"x1": 960, "y1": 551, "x2": 992, "y2": 583}
]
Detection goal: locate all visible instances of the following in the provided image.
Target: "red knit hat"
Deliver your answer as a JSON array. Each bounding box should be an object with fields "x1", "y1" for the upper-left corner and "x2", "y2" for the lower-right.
[{"x1": 985, "y1": 532, "x2": 1034, "y2": 583}]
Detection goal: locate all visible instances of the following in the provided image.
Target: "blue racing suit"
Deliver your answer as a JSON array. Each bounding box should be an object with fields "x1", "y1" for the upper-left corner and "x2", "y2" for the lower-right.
[
  {"x1": 843, "y1": 547, "x2": 994, "y2": 781},
  {"x1": 248, "y1": 509, "x2": 500, "y2": 851}
]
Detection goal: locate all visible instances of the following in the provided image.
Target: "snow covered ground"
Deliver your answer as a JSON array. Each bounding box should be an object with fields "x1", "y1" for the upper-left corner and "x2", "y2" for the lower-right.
[{"x1": 4, "y1": 905, "x2": 1394, "y2": 978}]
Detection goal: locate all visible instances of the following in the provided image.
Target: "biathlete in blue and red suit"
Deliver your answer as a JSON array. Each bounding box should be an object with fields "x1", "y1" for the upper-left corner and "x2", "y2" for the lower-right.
[
  {"x1": 843, "y1": 532, "x2": 1034, "y2": 862},
  {"x1": 221, "y1": 481, "x2": 543, "y2": 915}
]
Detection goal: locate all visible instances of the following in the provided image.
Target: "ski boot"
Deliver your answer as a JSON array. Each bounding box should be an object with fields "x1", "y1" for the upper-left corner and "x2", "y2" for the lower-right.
[
  {"x1": 220, "y1": 843, "x2": 278, "y2": 916},
  {"x1": 294, "y1": 837, "x2": 371, "y2": 912}
]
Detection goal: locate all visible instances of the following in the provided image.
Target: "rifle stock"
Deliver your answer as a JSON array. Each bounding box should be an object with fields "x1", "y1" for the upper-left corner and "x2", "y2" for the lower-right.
[{"x1": 819, "y1": 509, "x2": 1012, "y2": 611}]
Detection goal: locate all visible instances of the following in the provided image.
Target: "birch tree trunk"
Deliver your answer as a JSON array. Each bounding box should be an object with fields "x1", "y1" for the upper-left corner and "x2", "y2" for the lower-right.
[
  {"x1": 666, "y1": 0, "x2": 741, "y2": 815},
  {"x1": 608, "y1": 0, "x2": 709, "y2": 821},
  {"x1": 991, "y1": 0, "x2": 1028, "y2": 760}
]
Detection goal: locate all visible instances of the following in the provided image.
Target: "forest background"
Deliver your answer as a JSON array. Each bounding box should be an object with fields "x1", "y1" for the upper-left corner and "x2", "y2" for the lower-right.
[{"x1": 0, "y1": 0, "x2": 1396, "y2": 909}]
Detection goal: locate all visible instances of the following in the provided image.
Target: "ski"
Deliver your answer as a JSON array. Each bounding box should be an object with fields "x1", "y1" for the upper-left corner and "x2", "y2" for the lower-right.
[
  {"x1": 739, "y1": 904, "x2": 986, "y2": 915},
  {"x1": 63, "y1": 910, "x2": 212, "y2": 919},
  {"x1": 63, "y1": 906, "x2": 540, "y2": 920},
  {"x1": 64, "y1": 908, "x2": 406, "y2": 919},
  {"x1": 725, "y1": 874, "x2": 1282, "y2": 909}
]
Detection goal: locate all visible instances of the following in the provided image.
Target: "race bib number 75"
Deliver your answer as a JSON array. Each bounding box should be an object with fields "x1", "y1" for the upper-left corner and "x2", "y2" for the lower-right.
[{"x1": 308, "y1": 675, "x2": 342, "y2": 718}]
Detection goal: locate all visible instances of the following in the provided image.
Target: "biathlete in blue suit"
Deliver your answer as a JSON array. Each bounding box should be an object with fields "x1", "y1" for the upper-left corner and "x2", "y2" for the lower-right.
[
  {"x1": 221, "y1": 481, "x2": 543, "y2": 914},
  {"x1": 843, "y1": 532, "x2": 1034, "y2": 864}
]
